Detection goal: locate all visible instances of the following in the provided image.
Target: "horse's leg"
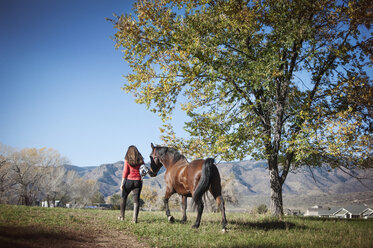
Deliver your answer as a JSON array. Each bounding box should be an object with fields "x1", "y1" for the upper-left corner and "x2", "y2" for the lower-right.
[
  {"x1": 216, "y1": 195, "x2": 227, "y2": 232},
  {"x1": 181, "y1": 195, "x2": 187, "y2": 224},
  {"x1": 209, "y1": 170, "x2": 228, "y2": 232},
  {"x1": 164, "y1": 190, "x2": 175, "y2": 223},
  {"x1": 209, "y1": 184, "x2": 228, "y2": 232},
  {"x1": 192, "y1": 198, "x2": 204, "y2": 228}
]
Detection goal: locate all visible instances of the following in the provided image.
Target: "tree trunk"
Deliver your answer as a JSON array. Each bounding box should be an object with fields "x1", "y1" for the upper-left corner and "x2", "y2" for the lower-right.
[
  {"x1": 21, "y1": 186, "x2": 32, "y2": 206},
  {"x1": 269, "y1": 159, "x2": 283, "y2": 216}
]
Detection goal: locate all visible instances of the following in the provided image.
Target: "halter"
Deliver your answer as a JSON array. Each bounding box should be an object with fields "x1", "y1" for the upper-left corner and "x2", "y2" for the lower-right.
[{"x1": 149, "y1": 149, "x2": 163, "y2": 175}]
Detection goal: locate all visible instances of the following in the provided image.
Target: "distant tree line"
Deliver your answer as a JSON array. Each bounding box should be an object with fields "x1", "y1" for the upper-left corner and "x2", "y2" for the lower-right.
[
  {"x1": 1, "y1": 143, "x2": 239, "y2": 210},
  {"x1": 0, "y1": 144, "x2": 102, "y2": 207}
]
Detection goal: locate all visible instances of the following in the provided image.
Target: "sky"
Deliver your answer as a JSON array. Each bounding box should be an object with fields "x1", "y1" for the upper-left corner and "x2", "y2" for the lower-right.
[
  {"x1": 1, "y1": 1, "x2": 371, "y2": 167},
  {"x1": 0, "y1": 0, "x2": 187, "y2": 166}
]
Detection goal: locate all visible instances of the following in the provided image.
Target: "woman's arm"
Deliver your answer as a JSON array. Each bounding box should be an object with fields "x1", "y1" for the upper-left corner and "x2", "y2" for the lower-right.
[
  {"x1": 120, "y1": 178, "x2": 126, "y2": 190},
  {"x1": 121, "y1": 160, "x2": 129, "y2": 190}
]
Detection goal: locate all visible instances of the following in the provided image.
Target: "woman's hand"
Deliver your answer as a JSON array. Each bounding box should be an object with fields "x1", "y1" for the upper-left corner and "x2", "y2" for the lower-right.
[{"x1": 120, "y1": 179, "x2": 126, "y2": 191}]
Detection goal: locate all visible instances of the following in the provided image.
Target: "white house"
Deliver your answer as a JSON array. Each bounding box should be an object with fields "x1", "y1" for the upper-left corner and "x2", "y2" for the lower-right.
[
  {"x1": 304, "y1": 205, "x2": 330, "y2": 217},
  {"x1": 41, "y1": 200, "x2": 61, "y2": 208},
  {"x1": 318, "y1": 207, "x2": 341, "y2": 218},
  {"x1": 334, "y1": 205, "x2": 373, "y2": 219},
  {"x1": 361, "y1": 208, "x2": 373, "y2": 219},
  {"x1": 305, "y1": 204, "x2": 373, "y2": 219}
]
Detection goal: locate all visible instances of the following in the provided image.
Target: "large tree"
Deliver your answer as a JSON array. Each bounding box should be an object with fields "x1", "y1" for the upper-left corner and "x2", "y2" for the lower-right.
[
  {"x1": 6, "y1": 147, "x2": 69, "y2": 205},
  {"x1": 110, "y1": 0, "x2": 372, "y2": 216}
]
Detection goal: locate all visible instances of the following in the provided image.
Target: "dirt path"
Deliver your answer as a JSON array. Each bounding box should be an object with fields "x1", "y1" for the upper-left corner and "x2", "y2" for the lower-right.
[
  {"x1": 91, "y1": 227, "x2": 149, "y2": 248},
  {"x1": 0, "y1": 225, "x2": 149, "y2": 248}
]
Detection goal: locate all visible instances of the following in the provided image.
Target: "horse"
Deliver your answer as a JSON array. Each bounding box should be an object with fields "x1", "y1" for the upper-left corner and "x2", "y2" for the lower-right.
[{"x1": 148, "y1": 143, "x2": 227, "y2": 232}]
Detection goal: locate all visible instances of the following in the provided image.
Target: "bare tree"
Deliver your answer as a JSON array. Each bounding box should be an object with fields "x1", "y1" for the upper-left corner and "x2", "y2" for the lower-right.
[
  {"x1": 5, "y1": 147, "x2": 68, "y2": 205},
  {"x1": 141, "y1": 185, "x2": 158, "y2": 211},
  {"x1": 0, "y1": 144, "x2": 14, "y2": 203},
  {"x1": 221, "y1": 174, "x2": 238, "y2": 207},
  {"x1": 40, "y1": 166, "x2": 70, "y2": 207},
  {"x1": 59, "y1": 170, "x2": 81, "y2": 205},
  {"x1": 71, "y1": 179, "x2": 100, "y2": 207},
  {"x1": 7, "y1": 149, "x2": 43, "y2": 205},
  {"x1": 109, "y1": 193, "x2": 122, "y2": 210}
]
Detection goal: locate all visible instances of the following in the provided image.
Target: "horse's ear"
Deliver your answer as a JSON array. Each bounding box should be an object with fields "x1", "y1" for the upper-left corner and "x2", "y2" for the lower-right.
[{"x1": 151, "y1": 143, "x2": 154, "y2": 149}]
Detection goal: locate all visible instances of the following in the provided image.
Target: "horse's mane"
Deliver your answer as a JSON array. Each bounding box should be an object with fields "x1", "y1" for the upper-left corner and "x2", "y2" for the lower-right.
[{"x1": 157, "y1": 146, "x2": 186, "y2": 163}]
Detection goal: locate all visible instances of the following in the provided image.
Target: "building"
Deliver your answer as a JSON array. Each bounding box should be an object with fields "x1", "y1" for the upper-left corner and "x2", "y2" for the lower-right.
[
  {"x1": 304, "y1": 205, "x2": 329, "y2": 217},
  {"x1": 305, "y1": 204, "x2": 373, "y2": 219},
  {"x1": 362, "y1": 208, "x2": 373, "y2": 219},
  {"x1": 41, "y1": 200, "x2": 61, "y2": 208},
  {"x1": 94, "y1": 203, "x2": 113, "y2": 209},
  {"x1": 318, "y1": 207, "x2": 341, "y2": 218},
  {"x1": 333, "y1": 205, "x2": 373, "y2": 219}
]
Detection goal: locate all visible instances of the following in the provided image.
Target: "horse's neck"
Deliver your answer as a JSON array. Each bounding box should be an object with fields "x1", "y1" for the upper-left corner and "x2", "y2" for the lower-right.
[{"x1": 162, "y1": 156, "x2": 188, "y2": 169}]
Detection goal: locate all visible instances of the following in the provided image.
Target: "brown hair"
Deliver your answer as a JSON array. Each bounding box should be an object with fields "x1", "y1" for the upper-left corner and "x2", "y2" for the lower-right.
[{"x1": 125, "y1": 145, "x2": 144, "y2": 167}]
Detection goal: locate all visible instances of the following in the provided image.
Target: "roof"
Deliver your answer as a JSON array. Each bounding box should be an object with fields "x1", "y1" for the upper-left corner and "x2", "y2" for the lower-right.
[
  {"x1": 307, "y1": 207, "x2": 329, "y2": 212},
  {"x1": 307, "y1": 204, "x2": 373, "y2": 216},
  {"x1": 343, "y1": 205, "x2": 371, "y2": 215},
  {"x1": 332, "y1": 205, "x2": 372, "y2": 216},
  {"x1": 319, "y1": 207, "x2": 341, "y2": 216}
]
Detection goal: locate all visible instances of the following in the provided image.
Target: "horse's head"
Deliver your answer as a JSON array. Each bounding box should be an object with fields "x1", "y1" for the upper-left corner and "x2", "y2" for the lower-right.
[{"x1": 148, "y1": 143, "x2": 163, "y2": 177}]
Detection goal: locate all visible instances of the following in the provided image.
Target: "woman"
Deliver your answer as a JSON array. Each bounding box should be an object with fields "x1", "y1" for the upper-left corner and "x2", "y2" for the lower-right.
[{"x1": 119, "y1": 145, "x2": 147, "y2": 223}]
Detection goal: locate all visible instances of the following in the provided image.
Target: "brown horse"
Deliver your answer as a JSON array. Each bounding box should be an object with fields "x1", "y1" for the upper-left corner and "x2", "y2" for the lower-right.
[{"x1": 148, "y1": 143, "x2": 227, "y2": 231}]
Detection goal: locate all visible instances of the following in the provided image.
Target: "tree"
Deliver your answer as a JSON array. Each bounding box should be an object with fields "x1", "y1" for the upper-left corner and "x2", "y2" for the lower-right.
[
  {"x1": 92, "y1": 191, "x2": 105, "y2": 204},
  {"x1": 110, "y1": 0, "x2": 372, "y2": 216},
  {"x1": 7, "y1": 148, "x2": 45, "y2": 205},
  {"x1": 1, "y1": 144, "x2": 106, "y2": 208},
  {"x1": 40, "y1": 165, "x2": 71, "y2": 207},
  {"x1": 71, "y1": 179, "x2": 101, "y2": 207},
  {"x1": 141, "y1": 185, "x2": 159, "y2": 210},
  {"x1": 203, "y1": 174, "x2": 238, "y2": 212},
  {"x1": 255, "y1": 204, "x2": 269, "y2": 215},
  {"x1": 57, "y1": 169, "x2": 81, "y2": 205},
  {"x1": 109, "y1": 193, "x2": 122, "y2": 210},
  {"x1": 5, "y1": 147, "x2": 69, "y2": 205},
  {"x1": 0, "y1": 144, "x2": 14, "y2": 203},
  {"x1": 221, "y1": 174, "x2": 239, "y2": 206}
]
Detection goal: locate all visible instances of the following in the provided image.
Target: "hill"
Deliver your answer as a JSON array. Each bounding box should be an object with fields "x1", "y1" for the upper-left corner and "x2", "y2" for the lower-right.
[{"x1": 64, "y1": 160, "x2": 373, "y2": 210}]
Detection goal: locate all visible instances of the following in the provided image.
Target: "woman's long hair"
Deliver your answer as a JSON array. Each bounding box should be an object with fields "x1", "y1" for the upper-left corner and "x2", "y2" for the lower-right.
[{"x1": 125, "y1": 145, "x2": 144, "y2": 167}]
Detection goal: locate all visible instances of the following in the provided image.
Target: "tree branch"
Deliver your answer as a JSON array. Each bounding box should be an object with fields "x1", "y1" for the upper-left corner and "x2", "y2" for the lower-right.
[{"x1": 225, "y1": 44, "x2": 256, "y2": 61}]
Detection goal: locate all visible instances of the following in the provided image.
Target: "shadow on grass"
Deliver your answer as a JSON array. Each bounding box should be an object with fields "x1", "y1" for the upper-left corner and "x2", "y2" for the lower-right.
[
  {"x1": 0, "y1": 226, "x2": 91, "y2": 248},
  {"x1": 303, "y1": 216, "x2": 367, "y2": 222},
  {"x1": 227, "y1": 219, "x2": 308, "y2": 231}
]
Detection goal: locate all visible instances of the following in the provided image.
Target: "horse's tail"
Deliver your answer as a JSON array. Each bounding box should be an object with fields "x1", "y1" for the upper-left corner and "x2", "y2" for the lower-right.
[{"x1": 192, "y1": 158, "x2": 215, "y2": 204}]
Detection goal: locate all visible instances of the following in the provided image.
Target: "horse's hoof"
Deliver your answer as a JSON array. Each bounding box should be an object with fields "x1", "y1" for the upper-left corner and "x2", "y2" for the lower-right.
[
  {"x1": 192, "y1": 224, "x2": 199, "y2": 229},
  {"x1": 222, "y1": 228, "x2": 227, "y2": 233},
  {"x1": 118, "y1": 216, "x2": 123, "y2": 221},
  {"x1": 168, "y1": 216, "x2": 175, "y2": 223}
]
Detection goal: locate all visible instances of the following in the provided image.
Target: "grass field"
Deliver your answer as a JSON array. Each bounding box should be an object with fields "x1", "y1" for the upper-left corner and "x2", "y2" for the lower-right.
[{"x1": 0, "y1": 204, "x2": 372, "y2": 248}]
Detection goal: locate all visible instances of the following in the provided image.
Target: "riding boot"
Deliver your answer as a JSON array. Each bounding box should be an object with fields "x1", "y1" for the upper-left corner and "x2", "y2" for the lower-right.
[
  {"x1": 133, "y1": 203, "x2": 139, "y2": 223},
  {"x1": 119, "y1": 198, "x2": 126, "y2": 220}
]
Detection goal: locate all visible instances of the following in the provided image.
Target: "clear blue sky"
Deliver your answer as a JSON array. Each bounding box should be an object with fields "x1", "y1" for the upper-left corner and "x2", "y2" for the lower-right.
[{"x1": 0, "y1": 0, "x2": 186, "y2": 166}]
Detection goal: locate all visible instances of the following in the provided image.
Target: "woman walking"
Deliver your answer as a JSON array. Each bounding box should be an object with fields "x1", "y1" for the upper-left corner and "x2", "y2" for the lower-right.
[{"x1": 119, "y1": 145, "x2": 147, "y2": 223}]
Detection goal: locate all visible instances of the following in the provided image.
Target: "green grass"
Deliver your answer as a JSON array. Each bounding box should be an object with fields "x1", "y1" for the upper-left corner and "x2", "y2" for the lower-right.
[{"x1": 1, "y1": 204, "x2": 372, "y2": 248}]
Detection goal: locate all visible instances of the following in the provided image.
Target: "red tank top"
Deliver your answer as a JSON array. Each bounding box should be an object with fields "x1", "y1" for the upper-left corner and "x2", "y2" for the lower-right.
[{"x1": 122, "y1": 160, "x2": 142, "y2": 180}]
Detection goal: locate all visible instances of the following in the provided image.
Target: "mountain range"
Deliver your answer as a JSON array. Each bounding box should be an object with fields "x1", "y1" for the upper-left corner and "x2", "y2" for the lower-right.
[{"x1": 63, "y1": 160, "x2": 373, "y2": 210}]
